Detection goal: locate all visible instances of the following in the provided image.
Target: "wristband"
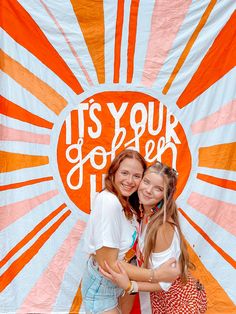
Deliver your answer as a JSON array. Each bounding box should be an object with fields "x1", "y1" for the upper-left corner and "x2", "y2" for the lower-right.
[
  {"x1": 125, "y1": 281, "x2": 132, "y2": 293},
  {"x1": 129, "y1": 280, "x2": 138, "y2": 295}
]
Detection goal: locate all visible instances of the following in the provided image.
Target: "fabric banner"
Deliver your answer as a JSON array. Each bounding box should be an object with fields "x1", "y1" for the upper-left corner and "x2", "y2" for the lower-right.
[{"x1": 0, "y1": 0, "x2": 235, "y2": 313}]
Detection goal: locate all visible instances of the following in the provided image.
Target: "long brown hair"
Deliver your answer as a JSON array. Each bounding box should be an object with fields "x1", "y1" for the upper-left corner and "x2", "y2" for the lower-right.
[
  {"x1": 142, "y1": 162, "x2": 194, "y2": 282},
  {"x1": 104, "y1": 149, "x2": 147, "y2": 219}
]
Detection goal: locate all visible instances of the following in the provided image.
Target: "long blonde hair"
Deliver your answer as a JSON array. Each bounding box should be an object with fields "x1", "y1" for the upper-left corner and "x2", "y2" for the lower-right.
[{"x1": 142, "y1": 162, "x2": 194, "y2": 282}]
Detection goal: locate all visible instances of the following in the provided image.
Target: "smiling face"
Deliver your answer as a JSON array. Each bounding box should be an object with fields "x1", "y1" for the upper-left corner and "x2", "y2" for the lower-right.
[
  {"x1": 138, "y1": 171, "x2": 164, "y2": 211},
  {"x1": 114, "y1": 158, "x2": 144, "y2": 197}
]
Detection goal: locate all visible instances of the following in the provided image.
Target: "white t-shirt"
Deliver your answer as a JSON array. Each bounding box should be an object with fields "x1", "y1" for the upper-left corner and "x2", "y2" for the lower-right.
[
  {"x1": 138, "y1": 224, "x2": 181, "y2": 291},
  {"x1": 83, "y1": 190, "x2": 138, "y2": 260}
]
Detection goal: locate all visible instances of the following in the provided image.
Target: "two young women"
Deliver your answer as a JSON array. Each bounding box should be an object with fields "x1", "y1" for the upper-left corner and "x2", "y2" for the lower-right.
[{"x1": 81, "y1": 150, "x2": 180, "y2": 313}]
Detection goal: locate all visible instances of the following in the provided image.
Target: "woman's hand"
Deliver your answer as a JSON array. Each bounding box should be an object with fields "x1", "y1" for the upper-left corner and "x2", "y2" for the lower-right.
[
  {"x1": 154, "y1": 258, "x2": 180, "y2": 283},
  {"x1": 99, "y1": 260, "x2": 131, "y2": 290}
]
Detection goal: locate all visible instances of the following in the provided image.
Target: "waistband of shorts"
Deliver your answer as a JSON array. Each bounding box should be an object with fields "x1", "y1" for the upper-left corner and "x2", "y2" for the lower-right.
[{"x1": 87, "y1": 256, "x2": 120, "y2": 290}]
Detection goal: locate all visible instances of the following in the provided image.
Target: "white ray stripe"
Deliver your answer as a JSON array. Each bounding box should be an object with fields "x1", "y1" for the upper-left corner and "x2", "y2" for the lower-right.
[
  {"x1": 0, "y1": 141, "x2": 50, "y2": 157},
  {"x1": 18, "y1": 0, "x2": 98, "y2": 88},
  {"x1": 0, "y1": 164, "x2": 51, "y2": 186},
  {"x1": 0, "y1": 210, "x2": 76, "y2": 308},
  {"x1": 176, "y1": 68, "x2": 236, "y2": 131},
  {"x1": 153, "y1": 0, "x2": 235, "y2": 97},
  {"x1": 178, "y1": 202, "x2": 236, "y2": 260},
  {"x1": 191, "y1": 178, "x2": 236, "y2": 205},
  {"x1": 119, "y1": 0, "x2": 132, "y2": 84},
  {"x1": 0, "y1": 73, "x2": 57, "y2": 122},
  {"x1": 190, "y1": 123, "x2": 236, "y2": 147},
  {"x1": 197, "y1": 167, "x2": 236, "y2": 182},
  {"x1": 132, "y1": 0, "x2": 156, "y2": 84},
  {"x1": 0, "y1": 181, "x2": 57, "y2": 206},
  {"x1": 65, "y1": 114, "x2": 71, "y2": 145},
  {"x1": 177, "y1": 199, "x2": 236, "y2": 258},
  {"x1": 0, "y1": 114, "x2": 51, "y2": 135},
  {"x1": 1, "y1": 30, "x2": 77, "y2": 102},
  {"x1": 0, "y1": 198, "x2": 68, "y2": 270},
  {"x1": 103, "y1": 0, "x2": 118, "y2": 83},
  {"x1": 180, "y1": 214, "x2": 236, "y2": 304}
]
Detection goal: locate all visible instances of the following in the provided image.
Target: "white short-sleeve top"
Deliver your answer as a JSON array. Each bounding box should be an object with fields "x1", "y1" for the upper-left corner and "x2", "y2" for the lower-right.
[
  {"x1": 83, "y1": 190, "x2": 138, "y2": 260},
  {"x1": 138, "y1": 224, "x2": 181, "y2": 291}
]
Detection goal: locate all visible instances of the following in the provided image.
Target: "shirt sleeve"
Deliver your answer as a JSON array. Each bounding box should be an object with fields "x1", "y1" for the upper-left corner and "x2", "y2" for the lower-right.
[{"x1": 91, "y1": 191, "x2": 122, "y2": 251}]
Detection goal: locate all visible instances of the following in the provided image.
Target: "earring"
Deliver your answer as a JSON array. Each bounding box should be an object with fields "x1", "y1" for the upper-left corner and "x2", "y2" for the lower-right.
[
  {"x1": 139, "y1": 203, "x2": 144, "y2": 218},
  {"x1": 157, "y1": 200, "x2": 163, "y2": 209}
]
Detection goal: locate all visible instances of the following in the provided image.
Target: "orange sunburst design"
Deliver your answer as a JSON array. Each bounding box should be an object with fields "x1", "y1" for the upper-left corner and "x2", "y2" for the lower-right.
[
  {"x1": 0, "y1": 1, "x2": 235, "y2": 313},
  {"x1": 1, "y1": 0, "x2": 83, "y2": 94},
  {"x1": 198, "y1": 142, "x2": 236, "y2": 171},
  {"x1": 162, "y1": 0, "x2": 217, "y2": 95},
  {"x1": 0, "y1": 209, "x2": 71, "y2": 292},
  {"x1": 113, "y1": 0, "x2": 125, "y2": 83},
  {"x1": 187, "y1": 244, "x2": 236, "y2": 314},
  {"x1": 0, "y1": 151, "x2": 49, "y2": 172},
  {"x1": 177, "y1": 10, "x2": 236, "y2": 108},
  {"x1": 0, "y1": 204, "x2": 66, "y2": 268},
  {"x1": 71, "y1": 0, "x2": 105, "y2": 84},
  {"x1": 127, "y1": 0, "x2": 140, "y2": 83},
  {"x1": 0, "y1": 96, "x2": 54, "y2": 129},
  {"x1": 1, "y1": 51, "x2": 67, "y2": 115},
  {"x1": 69, "y1": 284, "x2": 83, "y2": 314},
  {"x1": 0, "y1": 176, "x2": 53, "y2": 191},
  {"x1": 179, "y1": 208, "x2": 236, "y2": 268},
  {"x1": 197, "y1": 173, "x2": 236, "y2": 191}
]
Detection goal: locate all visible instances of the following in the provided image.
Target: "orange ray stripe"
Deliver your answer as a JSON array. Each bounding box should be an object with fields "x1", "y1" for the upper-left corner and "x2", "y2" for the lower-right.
[
  {"x1": 69, "y1": 283, "x2": 82, "y2": 314},
  {"x1": 71, "y1": 0, "x2": 105, "y2": 83},
  {"x1": 177, "y1": 10, "x2": 236, "y2": 108},
  {"x1": 127, "y1": 0, "x2": 140, "y2": 83},
  {"x1": 187, "y1": 244, "x2": 236, "y2": 313},
  {"x1": 0, "y1": 176, "x2": 53, "y2": 191},
  {"x1": 0, "y1": 96, "x2": 53, "y2": 129},
  {"x1": 198, "y1": 142, "x2": 236, "y2": 171},
  {"x1": 1, "y1": 51, "x2": 67, "y2": 115},
  {"x1": 0, "y1": 209, "x2": 71, "y2": 292},
  {"x1": 1, "y1": 0, "x2": 82, "y2": 94},
  {"x1": 162, "y1": 0, "x2": 217, "y2": 95},
  {"x1": 0, "y1": 151, "x2": 49, "y2": 172},
  {"x1": 197, "y1": 173, "x2": 236, "y2": 191},
  {"x1": 0, "y1": 204, "x2": 66, "y2": 268},
  {"x1": 178, "y1": 207, "x2": 236, "y2": 268},
  {"x1": 113, "y1": 0, "x2": 125, "y2": 83}
]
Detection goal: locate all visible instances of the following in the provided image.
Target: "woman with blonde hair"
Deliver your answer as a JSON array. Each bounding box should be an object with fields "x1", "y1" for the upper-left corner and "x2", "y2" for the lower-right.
[
  {"x1": 101, "y1": 161, "x2": 207, "y2": 313},
  {"x1": 81, "y1": 152, "x2": 181, "y2": 314}
]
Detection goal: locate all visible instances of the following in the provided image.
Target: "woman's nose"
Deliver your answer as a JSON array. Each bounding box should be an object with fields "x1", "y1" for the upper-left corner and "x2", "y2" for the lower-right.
[
  {"x1": 146, "y1": 186, "x2": 152, "y2": 193},
  {"x1": 127, "y1": 175, "x2": 134, "y2": 183}
]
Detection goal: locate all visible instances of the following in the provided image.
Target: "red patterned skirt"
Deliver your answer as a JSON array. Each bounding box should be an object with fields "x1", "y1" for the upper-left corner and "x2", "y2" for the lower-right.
[{"x1": 150, "y1": 274, "x2": 207, "y2": 314}]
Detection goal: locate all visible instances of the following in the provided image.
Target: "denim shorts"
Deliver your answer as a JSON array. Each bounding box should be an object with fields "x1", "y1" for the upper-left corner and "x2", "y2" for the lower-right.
[{"x1": 81, "y1": 257, "x2": 123, "y2": 313}]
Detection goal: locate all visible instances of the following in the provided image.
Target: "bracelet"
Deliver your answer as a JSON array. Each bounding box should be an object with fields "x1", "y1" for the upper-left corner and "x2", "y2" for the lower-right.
[
  {"x1": 148, "y1": 268, "x2": 155, "y2": 282},
  {"x1": 128, "y1": 281, "x2": 138, "y2": 295},
  {"x1": 125, "y1": 281, "x2": 132, "y2": 293}
]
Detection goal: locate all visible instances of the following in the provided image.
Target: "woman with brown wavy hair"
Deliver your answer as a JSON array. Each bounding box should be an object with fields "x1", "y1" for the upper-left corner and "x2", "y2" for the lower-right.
[
  {"x1": 81, "y1": 152, "x2": 180, "y2": 314},
  {"x1": 101, "y1": 161, "x2": 207, "y2": 313}
]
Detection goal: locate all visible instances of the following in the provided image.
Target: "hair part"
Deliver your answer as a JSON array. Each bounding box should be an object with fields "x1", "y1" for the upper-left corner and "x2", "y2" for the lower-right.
[
  {"x1": 104, "y1": 149, "x2": 147, "y2": 220},
  {"x1": 142, "y1": 162, "x2": 194, "y2": 282}
]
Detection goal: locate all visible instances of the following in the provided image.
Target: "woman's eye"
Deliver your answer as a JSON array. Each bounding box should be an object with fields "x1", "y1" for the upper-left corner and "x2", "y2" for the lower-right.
[{"x1": 134, "y1": 175, "x2": 141, "y2": 179}]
